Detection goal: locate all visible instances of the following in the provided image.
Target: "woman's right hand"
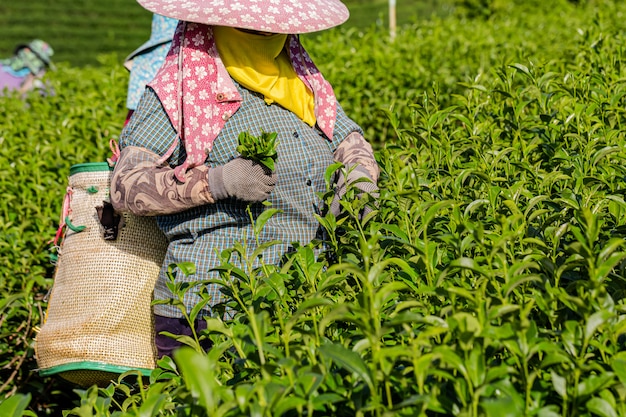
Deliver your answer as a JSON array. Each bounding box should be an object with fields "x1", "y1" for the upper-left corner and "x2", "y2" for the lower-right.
[{"x1": 208, "y1": 157, "x2": 277, "y2": 202}]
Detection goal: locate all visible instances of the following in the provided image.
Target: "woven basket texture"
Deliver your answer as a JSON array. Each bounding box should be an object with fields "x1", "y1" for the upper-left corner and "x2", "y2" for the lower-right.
[{"x1": 35, "y1": 166, "x2": 168, "y2": 386}]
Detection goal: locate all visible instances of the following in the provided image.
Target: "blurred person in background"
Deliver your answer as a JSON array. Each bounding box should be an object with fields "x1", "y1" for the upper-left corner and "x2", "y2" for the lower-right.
[{"x1": 0, "y1": 39, "x2": 54, "y2": 96}]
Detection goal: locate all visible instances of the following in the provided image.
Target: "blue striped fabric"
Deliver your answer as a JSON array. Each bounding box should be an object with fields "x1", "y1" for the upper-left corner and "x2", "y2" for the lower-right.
[{"x1": 120, "y1": 85, "x2": 362, "y2": 318}]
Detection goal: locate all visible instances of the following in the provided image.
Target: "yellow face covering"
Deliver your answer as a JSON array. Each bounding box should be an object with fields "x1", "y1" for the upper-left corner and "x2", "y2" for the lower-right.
[{"x1": 213, "y1": 26, "x2": 316, "y2": 127}]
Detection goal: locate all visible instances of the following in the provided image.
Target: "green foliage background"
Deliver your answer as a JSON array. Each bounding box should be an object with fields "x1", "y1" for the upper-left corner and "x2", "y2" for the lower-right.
[
  {"x1": 2, "y1": 0, "x2": 626, "y2": 416},
  {"x1": 0, "y1": 0, "x2": 448, "y2": 67}
]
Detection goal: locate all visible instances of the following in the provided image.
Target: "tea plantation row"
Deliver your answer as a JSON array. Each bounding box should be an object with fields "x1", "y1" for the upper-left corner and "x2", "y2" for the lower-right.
[{"x1": 2, "y1": 0, "x2": 626, "y2": 415}]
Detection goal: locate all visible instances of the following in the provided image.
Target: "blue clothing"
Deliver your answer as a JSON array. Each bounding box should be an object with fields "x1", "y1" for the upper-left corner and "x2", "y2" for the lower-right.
[
  {"x1": 2, "y1": 66, "x2": 30, "y2": 78},
  {"x1": 120, "y1": 85, "x2": 362, "y2": 318},
  {"x1": 124, "y1": 15, "x2": 178, "y2": 110}
]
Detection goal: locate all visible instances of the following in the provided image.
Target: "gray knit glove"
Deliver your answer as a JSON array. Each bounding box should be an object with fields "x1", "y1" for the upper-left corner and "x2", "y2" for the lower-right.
[
  {"x1": 208, "y1": 157, "x2": 277, "y2": 202},
  {"x1": 330, "y1": 164, "x2": 379, "y2": 218}
]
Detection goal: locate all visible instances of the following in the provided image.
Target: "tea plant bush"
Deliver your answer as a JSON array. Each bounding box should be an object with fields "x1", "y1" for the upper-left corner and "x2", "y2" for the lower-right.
[
  {"x1": 307, "y1": 0, "x2": 626, "y2": 145},
  {"x1": 2, "y1": 1, "x2": 626, "y2": 415}
]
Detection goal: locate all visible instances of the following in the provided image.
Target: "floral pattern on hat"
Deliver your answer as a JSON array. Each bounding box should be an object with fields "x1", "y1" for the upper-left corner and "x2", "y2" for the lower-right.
[
  {"x1": 137, "y1": 0, "x2": 349, "y2": 34},
  {"x1": 148, "y1": 22, "x2": 337, "y2": 182}
]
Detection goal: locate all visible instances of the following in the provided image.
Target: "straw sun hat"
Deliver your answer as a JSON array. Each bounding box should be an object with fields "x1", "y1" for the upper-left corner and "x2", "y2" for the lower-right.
[{"x1": 137, "y1": 0, "x2": 350, "y2": 34}]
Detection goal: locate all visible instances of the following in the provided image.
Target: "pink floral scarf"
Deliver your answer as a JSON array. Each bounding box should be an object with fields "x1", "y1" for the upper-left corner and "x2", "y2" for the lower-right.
[{"x1": 148, "y1": 22, "x2": 337, "y2": 182}]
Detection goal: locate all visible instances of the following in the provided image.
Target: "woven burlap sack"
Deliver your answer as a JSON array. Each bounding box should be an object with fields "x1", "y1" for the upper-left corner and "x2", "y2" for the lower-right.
[{"x1": 35, "y1": 162, "x2": 168, "y2": 387}]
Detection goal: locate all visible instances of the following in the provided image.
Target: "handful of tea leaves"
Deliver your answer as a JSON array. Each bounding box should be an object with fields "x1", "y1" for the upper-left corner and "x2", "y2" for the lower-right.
[{"x1": 236, "y1": 130, "x2": 279, "y2": 171}]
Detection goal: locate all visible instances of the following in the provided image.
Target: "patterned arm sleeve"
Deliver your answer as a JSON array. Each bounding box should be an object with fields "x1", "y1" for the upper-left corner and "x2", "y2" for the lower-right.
[
  {"x1": 110, "y1": 88, "x2": 215, "y2": 216},
  {"x1": 333, "y1": 132, "x2": 380, "y2": 182},
  {"x1": 110, "y1": 146, "x2": 215, "y2": 216}
]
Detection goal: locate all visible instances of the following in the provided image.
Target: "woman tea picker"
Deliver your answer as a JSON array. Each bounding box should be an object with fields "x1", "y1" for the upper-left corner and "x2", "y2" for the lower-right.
[{"x1": 111, "y1": 0, "x2": 380, "y2": 358}]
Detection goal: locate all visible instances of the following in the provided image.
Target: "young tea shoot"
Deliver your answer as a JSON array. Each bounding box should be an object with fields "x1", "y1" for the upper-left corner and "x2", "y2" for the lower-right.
[{"x1": 237, "y1": 130, "x2": 279, "y2": 172}]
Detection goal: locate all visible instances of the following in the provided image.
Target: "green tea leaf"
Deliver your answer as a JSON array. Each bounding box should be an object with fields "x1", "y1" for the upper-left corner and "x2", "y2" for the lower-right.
[
  {"x1": 236, "y1": 130, "x2": 279, "y2": 171},
  {"x1": 174, "y1": 347, "x2": 219, "y2": 412},
  {"x1": 551, "y1": 371, "x2": 568, "y2": 399},
  {"x1": 586, "y1": 397, "x2": 618, "y2": 417},
  {"x1": 319, "y1": 342, "x2": 374, "y2": 390},
  {"x1": 611, "y1": 352, "x2": 626, "y2": 385},
  {"x1": 0, "y1": 394, "x2": 32, "y2": 417}
]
